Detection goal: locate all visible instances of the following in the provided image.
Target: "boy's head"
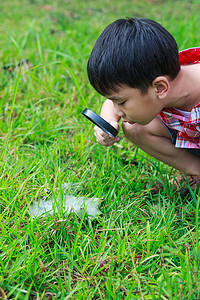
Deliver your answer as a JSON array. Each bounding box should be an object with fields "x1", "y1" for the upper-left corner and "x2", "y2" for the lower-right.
[{"x1": 87, "y1": 18, "x2": 180, "y2": 95}]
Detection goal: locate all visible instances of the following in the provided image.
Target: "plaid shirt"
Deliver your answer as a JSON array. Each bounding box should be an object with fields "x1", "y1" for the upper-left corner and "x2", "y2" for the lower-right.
[{"x1": 158, "y1": 47, "x2": 200, "y2": 149}]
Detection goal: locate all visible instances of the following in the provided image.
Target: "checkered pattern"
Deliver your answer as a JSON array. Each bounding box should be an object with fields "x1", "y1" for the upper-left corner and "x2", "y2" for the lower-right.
[{"x1": 158, "y1": 47, "x2": 200, "y2": 149}]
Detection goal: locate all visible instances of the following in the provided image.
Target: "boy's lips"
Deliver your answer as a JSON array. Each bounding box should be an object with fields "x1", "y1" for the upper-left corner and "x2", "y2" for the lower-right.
[{"x1": 122, "y1": 119, "x2": 135, "y2": 124}]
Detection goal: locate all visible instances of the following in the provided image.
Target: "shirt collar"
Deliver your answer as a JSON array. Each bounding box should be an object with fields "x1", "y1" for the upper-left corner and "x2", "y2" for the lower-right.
[{"x1": 179, "y1": 47, "x2": 200, "y2": 65}]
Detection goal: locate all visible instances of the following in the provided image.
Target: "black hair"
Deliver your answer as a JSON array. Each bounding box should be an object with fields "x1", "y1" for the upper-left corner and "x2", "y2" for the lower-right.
[{"x1": 87, "y1": 18, "x2": 180, "y2": 95}]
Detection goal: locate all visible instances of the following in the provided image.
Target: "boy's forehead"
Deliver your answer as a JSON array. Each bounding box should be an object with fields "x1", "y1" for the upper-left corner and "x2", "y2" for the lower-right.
[
  {"x1": 105, "y1": 87, "x2": 127, "y2": 100},
  {"x1": 105, "y1": 86, "x2": 133, "y2": 101}
]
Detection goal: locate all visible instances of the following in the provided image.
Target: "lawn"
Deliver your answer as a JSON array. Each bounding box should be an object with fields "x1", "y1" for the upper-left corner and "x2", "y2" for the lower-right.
[{"x1": 0, "y1": 0, "x2": 200, "y2": 299}]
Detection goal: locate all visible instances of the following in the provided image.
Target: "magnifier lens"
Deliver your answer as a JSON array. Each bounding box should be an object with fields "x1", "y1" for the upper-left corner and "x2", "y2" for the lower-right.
[{"x1": 82, "y1": 108, "x2": 119, "y2": 137}]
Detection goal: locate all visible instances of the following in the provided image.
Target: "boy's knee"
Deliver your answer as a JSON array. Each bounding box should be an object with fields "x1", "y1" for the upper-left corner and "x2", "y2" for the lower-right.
[
  {"x1": 122, "y1": 122, "x2": 147, "y2": 147},
  {"x1": 122, "y1": 117, "x2": 171, "y2": 147}
]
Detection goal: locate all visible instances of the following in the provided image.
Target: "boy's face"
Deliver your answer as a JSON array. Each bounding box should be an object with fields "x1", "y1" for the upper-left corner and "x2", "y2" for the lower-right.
[{"x1": 106, "y1": 85, "x2": 165, "y2": 125}]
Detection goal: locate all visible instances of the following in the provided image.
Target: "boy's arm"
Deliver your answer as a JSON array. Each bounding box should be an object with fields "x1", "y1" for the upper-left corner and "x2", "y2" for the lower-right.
[
  {"x1": 94, "y1": 99, "x2": 121, "y2": 146},
  {"x1": 100, "y1": 99, "x2": 120, "y2": 122}
]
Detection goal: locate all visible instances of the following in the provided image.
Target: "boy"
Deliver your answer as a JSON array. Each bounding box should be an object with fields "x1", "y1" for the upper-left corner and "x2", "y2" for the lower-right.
[{"x1": 87, "y1": 18, "x2": 200, "y2": 194}]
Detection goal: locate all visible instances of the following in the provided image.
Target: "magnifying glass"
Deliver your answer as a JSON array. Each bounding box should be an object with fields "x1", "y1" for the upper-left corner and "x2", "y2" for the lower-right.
[{"x1": 82, "y1": 108, "x2": 119, "y2": 137}]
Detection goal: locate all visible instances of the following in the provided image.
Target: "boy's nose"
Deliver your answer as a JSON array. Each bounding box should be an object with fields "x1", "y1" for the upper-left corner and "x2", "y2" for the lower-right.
[{"x1": 113, "y1": 103, "x2": 125, "y2": 117}]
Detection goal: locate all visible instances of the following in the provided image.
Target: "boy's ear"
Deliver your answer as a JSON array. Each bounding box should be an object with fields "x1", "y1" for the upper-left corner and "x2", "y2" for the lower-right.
[{"x1": 152, "y1": 76, "x2": 170, "y2": 99}]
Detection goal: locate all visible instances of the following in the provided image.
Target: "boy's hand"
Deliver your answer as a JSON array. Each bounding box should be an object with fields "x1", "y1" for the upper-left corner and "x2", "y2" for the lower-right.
[{"x1": 94, "y1": 121, "x2": 120, "y2": 146}]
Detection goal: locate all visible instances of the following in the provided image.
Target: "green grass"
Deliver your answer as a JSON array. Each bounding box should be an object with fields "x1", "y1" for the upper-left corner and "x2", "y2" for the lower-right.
[{"x1": 0, "y1": 0, "x2": 200, "y2": 299}]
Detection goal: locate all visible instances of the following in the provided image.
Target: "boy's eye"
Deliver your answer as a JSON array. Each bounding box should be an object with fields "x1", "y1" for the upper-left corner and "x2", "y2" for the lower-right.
[{"x1": 119, "y1": 101, "x2": 126, "y2": 106}]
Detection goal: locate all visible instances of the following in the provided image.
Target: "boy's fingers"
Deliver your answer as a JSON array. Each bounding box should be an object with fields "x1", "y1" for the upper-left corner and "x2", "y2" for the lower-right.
[
  {"x1": 94, "y1": 132, "x2": 120, "y2": 145},
  {"x1": 94, "y1": 125, "x2": 110, "y2": 137},
  {"x1": 94, "y1": 121, "x2": 119, "y2": 137},
  {"x1": 94, "y1": 122, "x2": 120, "y2": 146}
]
